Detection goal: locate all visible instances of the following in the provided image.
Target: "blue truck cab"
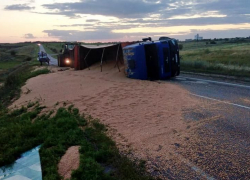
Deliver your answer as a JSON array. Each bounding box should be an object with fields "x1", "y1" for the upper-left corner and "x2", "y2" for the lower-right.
[{"x1": 123, "y1": 37, "x2": 180, "y2": 80}]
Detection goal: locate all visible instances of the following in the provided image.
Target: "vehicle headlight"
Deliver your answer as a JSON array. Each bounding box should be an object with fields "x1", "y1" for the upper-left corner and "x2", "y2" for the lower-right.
[{"x1": 65, "y1": 59, "x2": 70, "y2": 64}]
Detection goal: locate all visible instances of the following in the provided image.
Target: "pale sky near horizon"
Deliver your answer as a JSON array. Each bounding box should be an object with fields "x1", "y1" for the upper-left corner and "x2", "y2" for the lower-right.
[{"x1": 0, "y1": 0, "x2": 249, "y2": 43}]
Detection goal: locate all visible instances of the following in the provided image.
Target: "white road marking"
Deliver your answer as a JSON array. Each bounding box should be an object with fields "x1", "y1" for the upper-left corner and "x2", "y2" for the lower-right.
[
  {"x1": 191, "y1": 94, "x2": 250, "y2": 110},
  {"x1": 176, "y1": 77, "x2": 187, "y2": 81},
  {"x1": 179, "y1": 76, "x2": 250, "y2": 89},
  {"x1": 192, "y1": 81, "x2": 209, "y2": 84}
]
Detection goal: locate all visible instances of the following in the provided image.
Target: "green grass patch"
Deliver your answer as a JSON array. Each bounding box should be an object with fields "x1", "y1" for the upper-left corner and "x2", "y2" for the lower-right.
[
  {"x1": 180, "y1": 40, "x2": 250, "y2": 77},
  {"x1": 0, "y1": 64, "x2": 50, "y2": 107},
  {"x1": 0, "y1": 61, "x2": 21, "y2": 70},
  {"x1": 43, "y1": 43, "x2": 63, "y2": 58},
  {"x1": 0, "y1": 105, "x2": 153, "y2": 180},
  {"x1": 0, "y1": 43, "x2": 41, "y2": 82},
  {"x1": 181, "y1": 60, "x2": 250, "y2": 77}
]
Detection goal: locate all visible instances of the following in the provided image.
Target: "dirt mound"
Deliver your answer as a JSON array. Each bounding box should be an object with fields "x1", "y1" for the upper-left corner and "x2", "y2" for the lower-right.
[{"x1": 58, "y1": 146, "x2": 80, "y2": 180}]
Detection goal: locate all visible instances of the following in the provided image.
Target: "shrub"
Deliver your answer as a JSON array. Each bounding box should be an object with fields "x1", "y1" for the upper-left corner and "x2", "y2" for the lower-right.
[
  {"x1": 4, "y1": 73, "x2": 20, "y2": 88},
  {"x1": 25, "y1": 57, "x2": 32, "y2": 61},
  {"x1": 10, "y1": 50, "x2": 16, "y2": 56},
  {"x1": 0, "y1": 65, "x2": 49, "y2": 107},
  {"x1": 204, "y1": 49, "x2": 211, "y2": 54},
  {"x1": 179, "y1": 44, "x2": 183, "y2": 50},
  {"x1": 51, "y1": 48, "x2": 58, "y2": 53},
  {"x1": 210, "y1": 41, "x2": 217, "y2": 44}
]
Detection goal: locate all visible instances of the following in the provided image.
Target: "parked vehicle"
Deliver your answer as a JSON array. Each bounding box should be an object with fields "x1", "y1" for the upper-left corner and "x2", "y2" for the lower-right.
[
  {"x1": 57, "y1": 43, "x2": 76, "y2": 67},
  {"x1": 38, "y1": 51, "x2": 50, "y2": 65}
]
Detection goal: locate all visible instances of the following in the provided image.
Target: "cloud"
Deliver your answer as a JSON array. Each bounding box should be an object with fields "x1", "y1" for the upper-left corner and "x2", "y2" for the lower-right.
[
  {"x1": 40, "y1": 0, "x2": 250, "y2": 41},
  {"x1": 5, "y1": 4, "x2": 34, "y2": 11},
  {"x1": 42, "y1": 28, "x2": 190, "y2": 42},
  {"x1": 43, "y1": 29, "x2": 122, "y2": 41},
  {"x1": 42, "y1": 0, "x2": 162, "y2": 18},
  {"x1": 86, "y1": 19, "x2": 100, "y2": 22},
  {"x1": 24, "y1": 33, "x2": 36, "y2": 39},
  {"x1": 56, "y1": 24, "x2": 94, "y2": 27},
  {"x1": 39, "y1": 0, "x2": 250, "y2": 25}
]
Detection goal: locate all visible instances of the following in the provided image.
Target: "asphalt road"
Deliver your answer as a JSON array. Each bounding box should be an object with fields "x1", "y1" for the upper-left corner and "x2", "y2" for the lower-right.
[
  {"x1": 39, "y1": 44, "x2": 57, "y2": 65},
  {"x1": 161, "y1": 74, "x2": 250, "y2": 179}
]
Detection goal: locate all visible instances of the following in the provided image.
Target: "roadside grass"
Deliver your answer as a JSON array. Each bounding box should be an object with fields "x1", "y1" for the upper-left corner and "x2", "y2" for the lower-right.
[
  {"x1": 0, "y1": 104, "x2": 153, "y2": 180},
  {"x1": 0, "y1": 43, "x2": 40, "y2": 82},
  {"x1": 180, "y1": 40, "x2": 250, "y2": 77},
  {"x1": 0, "y1": 43, "x2": 39, "y2": 64},
  {"x1": 43, "y1": 43, "x2": 63, "y2": 58},
  {"x1": 181, "y1": 60, "x2": 250, "y2": 77},
  {"x1": 0, "y1": 64, "x2": 50, "y2": 107},
  {"x1": 0, "y1": 61, "x2": 21, "y2": 70}
]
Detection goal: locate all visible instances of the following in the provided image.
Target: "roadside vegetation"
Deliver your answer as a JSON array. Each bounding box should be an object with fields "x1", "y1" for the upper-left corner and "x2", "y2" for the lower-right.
[
  {"x1": 43, "y1": 42, "x2": 64, "y2": 58},
  {"x1": 0, "y1": 104, "x2": 153, "y2": 180},
  {"x1": 180, "y1": 38, "x2": 250, "y2": 77},
  {"x1": 0, "y1": 42, "x2": 49, "y2": 107},
  {"x1": 0, "y1": 43, "x2": 40, "y2": 82},
  {"x1": 0, "y1": 43, "x2": 153, "y2": 180},
  {"x1": 0, "y1": 64, "x2": 50, "y2": 107}
]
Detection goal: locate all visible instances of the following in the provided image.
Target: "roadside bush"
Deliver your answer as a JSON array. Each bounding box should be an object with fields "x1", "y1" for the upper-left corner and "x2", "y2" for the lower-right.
[
  {"x1": 5, "y1": 73, "x2": 21, "y2": 88},
  {"x1": 210, "y1": 41, "x2": 217, "y2": 44},
  {"x1": 0, "y1": 65, "x2": 49, "y2": 107},
  {"x1": 179, "y1": 44, "x2": 183, "y2": 50},
  {"x1": 10, "y1": 50, "x2": 16, "y2": 56},
  {"x1": 204, "y1": 49, "x2": 211, "y2": 54},
  {"x1": 51, "y1": 48, "x2": 58, "y2": 53},
  {"x1": 25, "y1": 57, "x2": 32, "y2": 61}
]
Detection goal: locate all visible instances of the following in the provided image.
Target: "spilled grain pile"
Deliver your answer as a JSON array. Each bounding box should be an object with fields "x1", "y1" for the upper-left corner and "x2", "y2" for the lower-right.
[{"x1": 11, "y1": 61, "x2": 201, "y2": 178}]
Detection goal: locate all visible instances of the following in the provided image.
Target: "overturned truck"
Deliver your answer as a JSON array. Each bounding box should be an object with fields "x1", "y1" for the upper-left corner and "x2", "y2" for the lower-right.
[
  {"x1": 123, "y1": 37, "x2": 180, "y2": 80},
  {"x1": 57, "y1": 37, "x2": 180, "y2": 80}
]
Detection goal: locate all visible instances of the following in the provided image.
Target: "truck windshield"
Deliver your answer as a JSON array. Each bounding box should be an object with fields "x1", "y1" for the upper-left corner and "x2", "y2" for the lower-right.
[{"x1": 68, "y1": 45, "x2": 75, "y2": 50}]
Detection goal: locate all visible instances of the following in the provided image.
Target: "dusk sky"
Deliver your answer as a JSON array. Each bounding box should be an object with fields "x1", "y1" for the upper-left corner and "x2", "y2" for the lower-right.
[{"x1": 0, "y1": 0, "x2": 249, "y2": 43}]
